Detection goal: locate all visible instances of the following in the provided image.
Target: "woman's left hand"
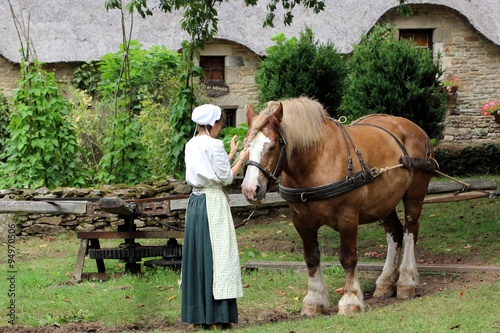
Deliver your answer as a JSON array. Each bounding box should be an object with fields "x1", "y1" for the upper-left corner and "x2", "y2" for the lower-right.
[{"x1": 229, "y1": 135, "x2": 240, "y2": 160}]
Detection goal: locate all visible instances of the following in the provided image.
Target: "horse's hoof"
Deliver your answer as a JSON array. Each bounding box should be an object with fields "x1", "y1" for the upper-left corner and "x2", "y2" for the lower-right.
[
  {"x1": 373, "y1": 284, "x2": 396, "y2": 299},
  {"x1": 397, "y1": 286, "x2": 416, "y2": 299},
  {"x1": 300, "y1": 304, "x2": 325, "y2": 317},
  {"x1": 338, "y1": 304, "x2": 362, "y2": 315}
]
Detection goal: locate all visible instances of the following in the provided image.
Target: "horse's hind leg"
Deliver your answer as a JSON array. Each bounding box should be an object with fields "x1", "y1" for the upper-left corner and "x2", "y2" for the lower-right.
[
  {"x1": 374, "y1": 209, "x2": 403, "y2": 299},
  {"x1": 396, "y1": 198, "x2": 422, "y2": 299},
  {"x1": 396, "y1": 176, "x2": 429, "y2": 299}
]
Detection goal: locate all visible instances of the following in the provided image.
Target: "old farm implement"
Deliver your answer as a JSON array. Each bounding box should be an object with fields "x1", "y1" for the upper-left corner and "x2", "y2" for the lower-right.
[{"x1": 73, "y1": 196, "x2": 188, "y2": 282}]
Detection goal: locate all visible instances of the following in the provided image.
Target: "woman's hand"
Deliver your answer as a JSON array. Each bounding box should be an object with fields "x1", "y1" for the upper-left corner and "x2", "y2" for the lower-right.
[
  {"x1": 228, "y1": 135, "x2": 239, "y2": 161},
  {"x1": 239, "y1": 146, "x2": 249, "y2": 164}
]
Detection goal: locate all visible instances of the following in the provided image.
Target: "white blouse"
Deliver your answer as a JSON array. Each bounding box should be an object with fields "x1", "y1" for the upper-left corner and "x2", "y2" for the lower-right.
[{"x1": 185, "y1": 135, "x2": 233, "y2": 188}]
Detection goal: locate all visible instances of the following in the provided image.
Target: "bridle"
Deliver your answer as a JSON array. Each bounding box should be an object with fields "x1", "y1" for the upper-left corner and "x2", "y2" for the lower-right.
[{"x1": 244, "y1": 127, "x2": 287, "y2": 184}]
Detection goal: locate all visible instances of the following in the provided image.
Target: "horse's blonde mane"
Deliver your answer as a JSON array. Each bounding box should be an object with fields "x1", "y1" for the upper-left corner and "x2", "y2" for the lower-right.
[{"x1": 248, "y1": 97, "x2": 328, "y2": 158}]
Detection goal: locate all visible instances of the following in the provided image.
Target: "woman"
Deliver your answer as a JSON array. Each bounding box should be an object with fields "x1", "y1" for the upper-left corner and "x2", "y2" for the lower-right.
[{"x1": 181, "y1": 104, "x2": 249, "y2": 330}]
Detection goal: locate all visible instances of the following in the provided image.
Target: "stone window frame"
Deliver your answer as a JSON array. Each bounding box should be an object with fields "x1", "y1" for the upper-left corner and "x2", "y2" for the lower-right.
[{"x1": 399, "y1": 29, "x2": 434, "y2": 51}]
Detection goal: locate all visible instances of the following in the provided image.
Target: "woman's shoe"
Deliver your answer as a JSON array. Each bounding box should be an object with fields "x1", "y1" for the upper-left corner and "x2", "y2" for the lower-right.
[{"x1": 221, "y1": 323, "x2": 233, "y2": 330}]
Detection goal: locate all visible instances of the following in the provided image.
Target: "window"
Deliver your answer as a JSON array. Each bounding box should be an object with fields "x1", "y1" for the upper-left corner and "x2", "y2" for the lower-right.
[
  {"x1": 224, "y1": 108, "x2": 236, "y2": 128},
  {"x1": 200, "y1": 56, "x2": 224, "y2": 82},
  {"x1": 399, "y1": 29, "x2": 433, "y2": 51}
]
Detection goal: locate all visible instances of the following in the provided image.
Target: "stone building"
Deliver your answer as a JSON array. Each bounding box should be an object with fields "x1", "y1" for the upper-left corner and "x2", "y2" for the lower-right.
[{"x1": 0, "y1": 0, "x2": 499, "y2": 144}]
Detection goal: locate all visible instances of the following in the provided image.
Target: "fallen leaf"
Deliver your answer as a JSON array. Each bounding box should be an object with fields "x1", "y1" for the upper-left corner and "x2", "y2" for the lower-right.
[{"x1": 335, "y1": 287, "x2": 344, "y2": 294}]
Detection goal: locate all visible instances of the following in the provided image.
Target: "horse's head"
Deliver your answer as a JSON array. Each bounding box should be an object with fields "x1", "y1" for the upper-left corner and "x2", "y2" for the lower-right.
[{"x1": 241, "y1": 102, "x2": 287, "y2": 204}]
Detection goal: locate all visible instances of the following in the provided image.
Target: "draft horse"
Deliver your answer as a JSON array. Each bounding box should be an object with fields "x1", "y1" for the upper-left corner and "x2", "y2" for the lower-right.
[{"x1": 241, "y1": 97, "x2": 436, "y2": 315}]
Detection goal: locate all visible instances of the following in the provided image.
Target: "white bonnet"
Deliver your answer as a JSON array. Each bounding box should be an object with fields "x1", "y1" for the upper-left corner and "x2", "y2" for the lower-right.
[{"x1": 191, "y1": 104, "x2": 221, "y2": 126}]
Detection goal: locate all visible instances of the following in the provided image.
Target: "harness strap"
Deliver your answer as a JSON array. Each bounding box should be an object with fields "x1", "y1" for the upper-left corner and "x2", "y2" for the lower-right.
[
  {"x1": 278, "y1": 169, "x2": 377, "y2": 202},
  {"x1": 353, "y1": 123, "x2": 410, "y2": 158},
  {"x1": 353, "y1": 123, "x2": 437, "y2": 171},
  {"x1": 334, "y1": 119, "x2": 375, "y2": 178},
  {"x1": 279, "y1": 120, "x2": 379, "y2": 202}
]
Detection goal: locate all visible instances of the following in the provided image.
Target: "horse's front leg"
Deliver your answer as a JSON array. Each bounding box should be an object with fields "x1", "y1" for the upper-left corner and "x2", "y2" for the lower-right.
[
  {"x1": 338, "y1": 222, "x2": 364, "y2": 314},
  {"x1": 295, "y1": 224, "x2": 329, "y2": 317}
]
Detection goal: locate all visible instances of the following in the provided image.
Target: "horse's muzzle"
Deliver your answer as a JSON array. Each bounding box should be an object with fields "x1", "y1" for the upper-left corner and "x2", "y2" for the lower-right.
[{"x1": 242, "y1": 184, "x2": 267, "y2": 204}]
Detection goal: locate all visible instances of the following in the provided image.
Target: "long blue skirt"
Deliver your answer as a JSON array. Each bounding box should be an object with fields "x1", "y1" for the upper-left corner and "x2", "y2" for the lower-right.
[{"x1": 181, "y1": 193, "x2": 238, "y2": 325}]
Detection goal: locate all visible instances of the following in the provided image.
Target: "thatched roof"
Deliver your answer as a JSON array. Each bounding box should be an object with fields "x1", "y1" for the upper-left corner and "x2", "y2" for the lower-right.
[{"x1": 1, "y1": 0, "x2": 499, "y2": 63}]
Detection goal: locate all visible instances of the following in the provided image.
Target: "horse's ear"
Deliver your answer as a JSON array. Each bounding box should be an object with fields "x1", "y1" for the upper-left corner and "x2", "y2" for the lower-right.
[
  {"x1": 272, "y1": 102, "x2": 284, "y2": 124},
  {"x1": 246, "y1": 105, "x2": 256, "y2": 126}
]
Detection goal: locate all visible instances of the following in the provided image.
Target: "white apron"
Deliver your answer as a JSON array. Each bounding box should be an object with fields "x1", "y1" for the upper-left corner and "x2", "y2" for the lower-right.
[{"x1": 202, "y1": 187, "x2": 244, "y2": 300}]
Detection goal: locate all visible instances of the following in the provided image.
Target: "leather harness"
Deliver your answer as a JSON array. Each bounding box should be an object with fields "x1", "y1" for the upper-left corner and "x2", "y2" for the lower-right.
[{"x1": 246, "y1": 118, "x2": 433, "y2": 203}]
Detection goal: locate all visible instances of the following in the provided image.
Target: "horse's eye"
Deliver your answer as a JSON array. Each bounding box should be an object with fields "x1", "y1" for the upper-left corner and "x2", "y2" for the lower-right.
[{"x1": 265, "y1": 142, "x2": 276, "y2": 152}]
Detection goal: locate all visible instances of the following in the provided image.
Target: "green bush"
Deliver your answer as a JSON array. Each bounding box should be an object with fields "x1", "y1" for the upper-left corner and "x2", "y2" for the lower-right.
[
  {"x1": 340, "y1": 24, "x2": 446, "y2": 139},
  {"x1": 71, "y1": 61, "x2": 101, "y2": 97},
  {"x1": 70, "y1": 41, "x2": 183, "y2": 183},
  {"x1": 434, "y1": 143, "x2": 500, "y2": 176},
  {"x1": 256, "y1": 27, "x2": 347, "y2": 116},
  {"x1": 97, "y1": 40, "x2": 182, "y2": 113},
  {"x1": 0, "y1": 60, "x2": 86, "y2": 189}
]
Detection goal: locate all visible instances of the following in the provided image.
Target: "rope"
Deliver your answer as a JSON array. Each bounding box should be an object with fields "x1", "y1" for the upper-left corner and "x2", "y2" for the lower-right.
[
  {"x1": 433, "y1": 169, "x2": 471, "y2": 188},
  {"x1": 235, "y1": 205, "x2": 258, "y2": 229},
  {"x1": 373, "y1": 164, "x2": 404, "y2": 176}
]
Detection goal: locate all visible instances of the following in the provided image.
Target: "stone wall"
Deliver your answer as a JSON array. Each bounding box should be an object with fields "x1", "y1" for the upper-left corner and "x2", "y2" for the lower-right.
[
  {"x1": 0, "y1": 56, "x2": 20, "y2": 98},
  {"x1": 0, "y1": 57, "x2": 77, "y2": 98},
  {"x1": 0, "y1": 179, "x2": 282, "y2": 243},
  {"x1": 381, "y1": 4, "x2": 500, "y2": 146},
  {"x1": 0, "y1": 181, "x2": 184, "y2": 242}
]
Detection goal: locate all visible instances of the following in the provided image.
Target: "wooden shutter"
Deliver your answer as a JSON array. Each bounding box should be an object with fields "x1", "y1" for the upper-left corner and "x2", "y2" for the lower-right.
[{"x1": 200, "y1": 56, "x2": 224, "y2": 82}]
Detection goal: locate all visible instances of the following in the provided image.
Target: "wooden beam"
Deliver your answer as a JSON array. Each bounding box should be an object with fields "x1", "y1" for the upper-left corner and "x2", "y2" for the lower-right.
[
  {"x1": 98, "y1": 197, "x2": 135, "y2": 216},
  {"x1": 243, "y1": 260, "x2": 500, "y2": 273},
  {"x1": 77, "y1": 230, "x2": 184, "y2": 239},
  {"x1": 0, "y1": 200, "x2": 87, "y2": 214},
  {"x1": 427, "y1": 179, "x2": 497, "y2": 194},
  {"x1": 423, "y1": 191, "x2": 491, "y2": 204},
  {"x1": 170, "y1": 192, "x2": 286, "y2": 211}
]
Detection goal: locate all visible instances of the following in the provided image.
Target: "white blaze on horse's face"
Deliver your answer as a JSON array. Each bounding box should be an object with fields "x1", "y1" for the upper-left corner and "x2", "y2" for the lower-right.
[{"x1": 241, "y1": 131, "x2": 272, "y2": 204}]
